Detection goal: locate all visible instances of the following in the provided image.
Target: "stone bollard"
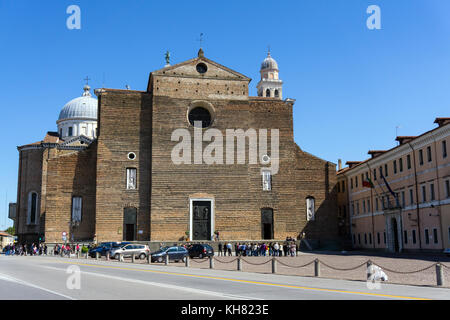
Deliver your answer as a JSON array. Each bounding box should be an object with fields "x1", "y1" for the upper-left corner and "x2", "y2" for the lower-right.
[
  {"x1": 119, "y1": 253, "x2": 124, "y2": 262},
  {"x1": 85, "y1": 251, "x2": 89, "y2": 259},
  {"x1": 106, "y1": 252, "x2": 110, "y2": 261},
  {"x1": 272, "y1": 257, "x2": 277, "y2": 274},
  {"x1": 147, "y1": 253, "x2": 151, "y2": 264},
  {"x1": 209, "y1": 256, "x2": 214, "y2": 269},
  {"x1": 436, "y1": 263, "x2": 444, "y2": 287},
  {"x1": 314, "y1": 259, "x2": 320, "y2": 277},
  {"x1": 366, "y1": 261, "x2": 373, "y2": 281},
  {"x1": 77, "y1": 251, "x2": 80, "y2": 259},
  {"x1": 132, "y1": 254, "x2": 136, "y2": 263},
  {"x1": 165, "y1": 254, "x2": 169, "y2": 266},
  {"x1": 96, "y1": 252, "x2": 100, "y2": 260},
  {"x1": 185, "y1": 256, "x2": 190, "y2": 267},
  {"x1": 237, "y1": 258, "x2": 242, "y2": 271}
]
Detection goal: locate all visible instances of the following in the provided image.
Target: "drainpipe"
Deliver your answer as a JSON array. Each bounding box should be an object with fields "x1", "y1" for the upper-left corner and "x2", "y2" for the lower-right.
[
  {"x1": 407, "y1": 142, "x2": 422, "y2": 250},
  {"x1": 366, "y1": 163, "x2": 376, "y2": 249},
  {"x1": 432, "y1": 137, "x2": 445, "y2": 248}
]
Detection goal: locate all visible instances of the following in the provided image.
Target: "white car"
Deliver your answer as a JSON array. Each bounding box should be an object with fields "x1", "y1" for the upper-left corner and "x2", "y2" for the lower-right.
[{"x1": 110, "y1": 244, "x2": 150, "y2": 260}]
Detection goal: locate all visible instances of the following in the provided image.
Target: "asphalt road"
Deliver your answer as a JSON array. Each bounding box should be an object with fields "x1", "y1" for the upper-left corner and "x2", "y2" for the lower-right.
[{"x1": 0, "y1": 255, "x2": 449, "y2": 300}]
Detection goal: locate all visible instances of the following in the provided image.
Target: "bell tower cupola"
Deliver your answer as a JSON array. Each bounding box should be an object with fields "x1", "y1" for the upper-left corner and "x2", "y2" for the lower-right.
[{"x1": 256, "y1": 49, "x2": 283, "y2": 99}]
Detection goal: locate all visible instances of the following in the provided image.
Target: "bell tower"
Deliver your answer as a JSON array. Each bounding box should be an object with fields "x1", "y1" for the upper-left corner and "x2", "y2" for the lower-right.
[{"x1": 256, "y1": 49, "x2": 283, "y2": 99}]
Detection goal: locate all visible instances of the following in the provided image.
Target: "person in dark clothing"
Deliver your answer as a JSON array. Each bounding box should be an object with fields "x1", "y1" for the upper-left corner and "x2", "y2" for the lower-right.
[{"x1": 218, "y1": 242, "x2": 223, "y2": 256}]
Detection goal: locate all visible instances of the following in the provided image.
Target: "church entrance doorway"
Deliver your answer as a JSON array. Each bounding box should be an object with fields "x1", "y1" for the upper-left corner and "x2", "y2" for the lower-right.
[
  {"x1": 190, "y1": 200, "x2": 213, "y2": 241},
  {"x1": 261, "y1": 208, "x2": 273, "y2": 239},
  {"x1": 124, "y1": 207, "x2": 137, "y2": 241}
]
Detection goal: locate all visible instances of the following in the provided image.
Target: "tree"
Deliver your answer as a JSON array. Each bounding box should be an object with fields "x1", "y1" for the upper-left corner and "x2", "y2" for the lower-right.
[{"x1": 4, "y1": 226, "x2": 15, "y2": 236}]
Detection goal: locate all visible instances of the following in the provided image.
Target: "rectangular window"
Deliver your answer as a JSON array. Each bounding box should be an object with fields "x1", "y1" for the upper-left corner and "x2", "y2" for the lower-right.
[
  {"x1": 71, "y1": 196, "x2": 82, "y2": 222},
  {"x1": 353, "y1": 234, "x2": 356, "y2": 245},
  {"x1": 377, "y1": 232, "x2": 380, "y2": 244},
  {"x1": 393, "y1": 160, "x2": 397, "y2": 174},
  {"x1": 443, "y1": 140, "x2": 447, "y2": 158},
  {"x1": 342, "y1": 181, "x2": 345, "y2": 192},
  {"x1": 355, "y1": 176, "x2": 358, "y2": 188},
  {"x1": 430, "y1": 183, "x2": 435, "y2": 201},
  {"x1": 350, "y1": 178, "x2": 353, "y2": 189},
  {"x1": 126, "y1": 168, "x2": 137, "y2": 190},
  {"x1": 364, "y1": 233, "x2": 367, "y2": 245},
  {"x1": 379, "y1": 166, "x2": 383, "y2": 177},
  {"x1": 425, "y1": 229, "x2": 430, "y2": 245},
  {"x1": 366, "y1": 172, "x2": 369, "y2": 180},
  {"x1": 306, "y1": 197, "x2": 315, "y2": 221},
  {"x1": 356, "y1": 202, "x2": 360, "y2": 215},
  {"x1": 363, "y1": 200, "x2": 366, "y2": 213},
  {"x1": 385, "y1": 164, "x2": 389, "y2": 177},
  {"x1": 446, "y1": 180, "x2": 450, "y2": 198},
  {"x1": 352, "y1": 203, "x2": 355, "y2": 216},
  {"x1": 68, "y1": 127, "x2": 73, "y2": 136},
  {"x1": 384, "y1": 232, "x2": 386, "y2": 243},
  {"x1": 400, "y1": 191, "x2": 404, "y2": 208},
  {"x1": 358, "y1": 234, "x2": 361, "y2": 244},
  {"x1": 375, "y1": 198, "x2": 379, "y2": 211},
  {"x1": 262, "y1": 170, "x2": 272, "y2": 191},
  {"x1": 427, "y1": 146, "x2": 432, "y2": 162},
  {"x1": 369, "y1": 233, "x2": 372, "y2": 245},
  {"x1": 412, "y1": 229, "x2": 416, "y2": 244},
  {"x1": 409, "y1": 189, "x2": 414, "y2": 204},
  {"x1": 373, "y1": 169, "x2": 377, "y2": 180},
  {"x1": 399, "y1": 158, "x2": 403, "y2": 172},
  {"x1": 419, "y1": 149, "x2": 424, "y2": 165},
  {"x1": 404, "y1": 230, "x2": 408, "y2": 244},
  {"x1": 422, "y1": 185, "x2": 426, "y2": 203},
  {"x1": 367, "y1": 199, "x2": 370, "y2": 212},
  {"x1": 433, "y1": 228, "x2": 438, "y2": 244},
  {"x1": 407, "y1": 154, "x2": 411, "y2": 169}
]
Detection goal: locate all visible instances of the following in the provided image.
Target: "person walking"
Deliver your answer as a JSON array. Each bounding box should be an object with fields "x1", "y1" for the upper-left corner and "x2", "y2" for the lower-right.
[
  {"x1": 226, "y1": 242, "x2": 232, "y2": 256},
  {"x1": 218, "y1": 242, "x2": 223, "y2": 256}
]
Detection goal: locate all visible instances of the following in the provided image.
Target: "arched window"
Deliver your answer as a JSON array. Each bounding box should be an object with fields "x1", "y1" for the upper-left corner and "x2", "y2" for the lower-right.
[
  {"x1": 266, "y1": 89, "x2": 271, "y2": 97},
  {"x1": 274, "y1": 90, "x2": 279, "y2": 97},
  {"x1": 306, "y1": 196, "x2": 315, "y2": 221},
  {"x1": 27, "y1": 192, "x2": 39, "y2": 225}
]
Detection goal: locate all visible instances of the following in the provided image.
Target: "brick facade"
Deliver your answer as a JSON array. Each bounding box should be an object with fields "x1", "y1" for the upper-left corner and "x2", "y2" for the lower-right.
[{"x1": 15, "y1": 53, "x2": 339, "y2": 244}]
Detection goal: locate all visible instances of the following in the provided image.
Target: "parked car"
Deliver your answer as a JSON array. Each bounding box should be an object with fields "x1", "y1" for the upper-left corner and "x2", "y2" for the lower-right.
[
  {"x1": 88, "y1": 242, "x2": 130, "y2": 258},
  {"x1": 187, "y1": 244, "x2": 214, "y2": 259},
  {"x1": 444, "y1": 248, "x2": 450, "y2": 257},
  {"x1": 151, "y1": 246, "x2": 188, "y2": 263},
  {"x1": 110, "y1": 243, "x2": 149, "y2": 260}
]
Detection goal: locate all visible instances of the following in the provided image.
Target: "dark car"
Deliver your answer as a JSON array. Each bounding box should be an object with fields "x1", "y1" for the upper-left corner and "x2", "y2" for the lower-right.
[
  {"x1": 187, "y1": 244, "x2": 214, "y2": 259},
  {"x1": 88, "y1": 242, "x2": 130, "y2": 258},
  {"x1": 151, "y1": 246, "x2": 188, "y2": 263}
]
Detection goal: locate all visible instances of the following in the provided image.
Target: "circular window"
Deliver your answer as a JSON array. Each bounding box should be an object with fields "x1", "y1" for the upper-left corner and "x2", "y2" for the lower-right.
[
  {"x1": 127, "y1": 152, "x2": 136, "y2": 160},
  {"x1": 188, "y1": 107, "x2": 212, "y2": 128},
  {"x1": 196, "y1": 63, "x2": 208, "y2": 74},
  {"x1": 261, "y1": 155, "x2": 271, "y2": 164}
]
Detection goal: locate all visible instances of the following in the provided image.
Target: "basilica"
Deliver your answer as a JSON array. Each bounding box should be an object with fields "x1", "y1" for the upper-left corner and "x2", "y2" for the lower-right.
[{"x1": 14, "y1": 49, "x2": 339, "y2": 244}]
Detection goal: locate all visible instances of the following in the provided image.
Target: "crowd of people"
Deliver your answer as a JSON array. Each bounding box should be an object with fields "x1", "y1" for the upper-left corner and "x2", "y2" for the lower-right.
[
  {"x1": 2, "y1": 243, "x2": 48, "y2": 256},
  {"x1": 217, "y1": 237, "x2": 299, "y2": 257},
  {"x1": 2, "y1": 243, "x2": 82, "y2": 257}
]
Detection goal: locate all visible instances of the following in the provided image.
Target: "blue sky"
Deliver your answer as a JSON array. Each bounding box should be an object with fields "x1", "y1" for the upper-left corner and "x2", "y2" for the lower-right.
[{"x1": 0, "y1": 0, "x2": 449, "y2": 229}]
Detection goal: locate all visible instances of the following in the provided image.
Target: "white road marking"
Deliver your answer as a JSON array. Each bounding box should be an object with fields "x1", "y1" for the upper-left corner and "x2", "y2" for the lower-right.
[
  {"x1": 40, "y1": 265, "x2": 262, "y2": 300},
  {"x1": 0, "y1": 272, "x2": 75, "y2": 300}
]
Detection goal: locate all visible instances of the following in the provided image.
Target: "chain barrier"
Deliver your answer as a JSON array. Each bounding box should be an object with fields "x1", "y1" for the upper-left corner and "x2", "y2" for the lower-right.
[
  {"x1": 214, "y1": 257, "x2": 239, "y2": 264},
  {"x1": 372, "y1": 261, "x2": 438, "y2": 274},
  {"x1": 319, "y1": 260, "x2": 368, "y2": 271},
  {"x1": 276, "y1": 259, "x2": 316, "y2": 268},
  {"x1": 441, "y1": 263, "x2": 450, "y2": 269},
  {"x1": 241, "y1": 258, "x2": 272, "y2": 266},
  {"x1": 189, "y1": 258, "x2": 208, "y2": 264}
]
